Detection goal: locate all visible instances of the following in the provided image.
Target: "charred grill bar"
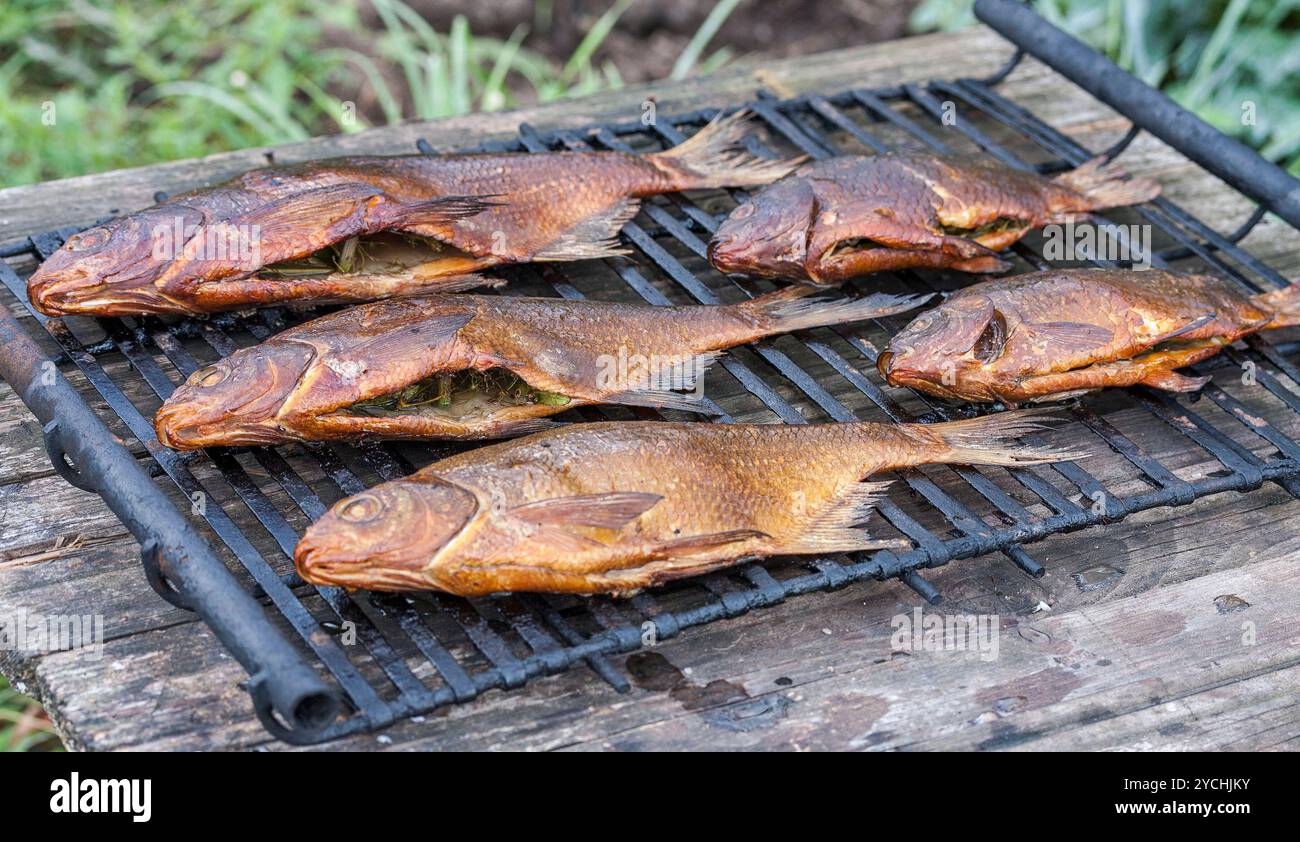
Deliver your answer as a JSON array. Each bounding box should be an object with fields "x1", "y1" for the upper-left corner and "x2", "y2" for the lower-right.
[{"x1": 0, "y1": 5, "x2": 1297, "y2": 744}]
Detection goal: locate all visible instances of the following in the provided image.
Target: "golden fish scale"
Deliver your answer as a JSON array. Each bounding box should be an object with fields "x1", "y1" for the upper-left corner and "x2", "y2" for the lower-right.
[
  {"x1": 812, "y1": 154, "x2": 1083, "y2": 232},
  {"x1": 296, "y1": 153, "x2": 675, "y2": 258},
  {"x1": 885, "y1": 269, "x2": 1282, "y2": 404},
  {"x1": 969, "y1": 270, "x2": 1269, "y2": 376},
  {"x1": 435, "y1": 421, "x2": 921, "y2": 547}
]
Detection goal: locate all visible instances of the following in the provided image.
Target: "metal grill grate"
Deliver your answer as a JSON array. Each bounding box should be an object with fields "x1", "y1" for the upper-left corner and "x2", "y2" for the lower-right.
[{"x1": 2, "y1": 61, "x2": 1298, "y2": 743}]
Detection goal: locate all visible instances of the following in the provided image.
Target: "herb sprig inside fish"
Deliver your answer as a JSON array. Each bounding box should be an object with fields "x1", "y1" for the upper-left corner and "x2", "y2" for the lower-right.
[
  {"x1": 708, "y1": 153, "x2": 1161, "y2": 284},
  {"x1": 879, "y1": 269, "x2": 1300, "y2": 405},
  {"x1": 154, "y1": 287, "x2": 929, "y2": 448},
  {"x1": 30, "y1": 112, "x2": 804, "y2": 316},
  {"x1": 293, "y1": 412, "x2": 1083, "y2": 595}
]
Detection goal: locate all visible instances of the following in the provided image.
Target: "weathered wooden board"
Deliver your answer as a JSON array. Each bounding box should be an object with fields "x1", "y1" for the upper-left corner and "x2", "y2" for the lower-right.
[{"x1": 1, "y1": 25, "x2": 1298, "y2": 751}]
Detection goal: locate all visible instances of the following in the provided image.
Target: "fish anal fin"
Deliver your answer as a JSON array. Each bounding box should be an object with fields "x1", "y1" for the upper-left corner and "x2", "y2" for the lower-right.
[
  {"x1": 777, "y1": 480, "x2": 904, "y2": 555},
  {"x1": 949, "y1": 254, "x2": 1014, "y2": 273},
  {"x1": 1139, "y1": 368, "x2": 1211, "y2": 393},
  {"x1": 531, "y1": 197, "x2": 641, "y2": 261},
  {"x1": 779, "y1": 529, "x2": 910, "y2": 555},
  {"x1": 601, "y1": 350, "x2": 723, "y2": 413},
  {"x1": 654, "y1": 528, "x2": 769, "y2": 556},
  {"x1": 510, "y1": 491, "x2": 662, "y2": 529}
]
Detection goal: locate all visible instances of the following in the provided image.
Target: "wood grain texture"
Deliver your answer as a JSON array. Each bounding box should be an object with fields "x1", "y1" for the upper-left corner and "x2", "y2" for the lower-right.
[{"x1": 1, "y1": 26, "x2": 1298, "y2": 751}]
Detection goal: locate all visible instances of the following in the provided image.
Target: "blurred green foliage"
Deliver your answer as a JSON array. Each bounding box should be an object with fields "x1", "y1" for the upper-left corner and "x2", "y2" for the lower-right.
[
  {"x1": 1, "y1": 675, "x2": 62, "y2": 751},
  {"x1": 0, "y1": 0, "x2": 740, "y2": 188},
  {"x1": 910, "y1": 0, "x2": 1300, "y2": 173}
]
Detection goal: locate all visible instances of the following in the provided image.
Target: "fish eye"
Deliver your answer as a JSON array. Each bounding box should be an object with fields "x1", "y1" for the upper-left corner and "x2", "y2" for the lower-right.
[
  {"x1": 339, "y1": 494, "x2": 384, "y2": 523},
  {"x1": 191, "y1": 366, "x2": 229, "y2": 388},
  {"x1": 66, "y1": 228, "x2": 111, "y2": 252},
  {"x1": 731, "y1": 202, "x2": 756, "y2": 220}
]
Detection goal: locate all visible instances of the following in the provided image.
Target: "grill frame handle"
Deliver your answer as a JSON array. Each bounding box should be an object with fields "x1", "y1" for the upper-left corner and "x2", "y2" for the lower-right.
[
  {"x1": 974, "y1": 0, "x2": 1300, "y2": 229},
  {"x1": 0, "y1": 304, "x2": 340, "y2": 742}
]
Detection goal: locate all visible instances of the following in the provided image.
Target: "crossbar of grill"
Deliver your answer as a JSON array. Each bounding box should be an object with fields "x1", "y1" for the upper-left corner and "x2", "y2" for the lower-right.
[{"x1": 2, "y1": 68, "x2": 1297, "y2": 743}]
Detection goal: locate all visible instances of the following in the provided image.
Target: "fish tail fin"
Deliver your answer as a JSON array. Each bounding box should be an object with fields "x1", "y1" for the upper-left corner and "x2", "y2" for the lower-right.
[
  {"x1": 650, "y1": 109, "x2": 806, "y2": 189},
  {"x1": 914, "y1": 409, "x2": 1090, "y2": 467},
  {"x1": 1053, "y1": 155, "x2": 1161, "y2": 209},
  {"x1": 1254, "y1": 281, "x2": 1300, "y2": 328},
  {"x1": 743, "y1": 286, "x2": 934, "y2": 334}
]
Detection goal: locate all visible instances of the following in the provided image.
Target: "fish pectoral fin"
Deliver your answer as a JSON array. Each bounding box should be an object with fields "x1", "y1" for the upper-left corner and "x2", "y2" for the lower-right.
[
  {"x1": 1017, "y1": 320, "x2": 1114, "y2": 352},
  {"x1": 1139, "y1": 368, "x2": 1212, "y2": 392},
  {"x1": 391, "y1": 195, "x2": 499, "y2": 234},
  {"x1": 509, "y1": 491, "x2": 662, "y2": 529},
  {"x1": 530, "y1": 197, "x2": 641, "y2": 261}
]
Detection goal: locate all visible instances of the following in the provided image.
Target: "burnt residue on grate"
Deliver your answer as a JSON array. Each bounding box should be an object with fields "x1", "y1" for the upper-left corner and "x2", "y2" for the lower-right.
[{"x1": 1, "y1": 72, "x2": 1298, "y2": 744}]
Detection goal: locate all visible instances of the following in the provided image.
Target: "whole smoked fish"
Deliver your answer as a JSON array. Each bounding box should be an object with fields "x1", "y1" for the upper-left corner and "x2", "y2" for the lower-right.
[
  {"x1": 879, "y1": 269, "x2": 1300, "y2": 405},
  {"x1": 30, "y1": 112, "x2": 802, "y2": 316},
  {"x1": 293, "y1": 412, "x2": 1083, "y2": 594},
  {"x1": 154, "y1": 287, "x2": 928, "y2": 448},
  {"x1": 708, "y1": 153, "x2": 1160, "y2": 284}
]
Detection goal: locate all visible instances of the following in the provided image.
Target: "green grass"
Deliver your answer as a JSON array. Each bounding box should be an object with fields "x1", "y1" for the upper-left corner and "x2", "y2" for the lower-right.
[
  {"x1": 1, "y1": 675, "x2": 62, "y2": 751},
  {"x1": 0, "y1": 0, "x2": 742, "y2": 188},
  {"x1": 910, "y1": 0, "x2": 1300, "y2": 174}
]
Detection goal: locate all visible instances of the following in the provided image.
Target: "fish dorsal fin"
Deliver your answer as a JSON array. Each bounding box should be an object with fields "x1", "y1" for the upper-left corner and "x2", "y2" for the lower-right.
[
  {"x1": 1017, "y1": 320, "x2": 1113, "y2": 352},
  {"x1": 530, "y1": 197, "x2": 640, "y2": 262},
  {"x1": 509, "y1": 491, "x2": 662, "y2": 529}
]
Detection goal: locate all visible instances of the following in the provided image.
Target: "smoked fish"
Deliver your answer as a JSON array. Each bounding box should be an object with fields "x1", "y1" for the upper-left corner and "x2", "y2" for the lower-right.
[
  {"x1": 30, "y1": 112, "x2": 803, "y2": 316},
  {"x1": 293, "y1": 412, "x2": 1083, "y2": 594},
  {"x1": 879, "y1": 269, "x2": 1300, "y2": 405},
  {"x1": 708, "y1": 152, "x2": 1160, "y2": 284},
  {"x1": 154, "y1": 287, "x2": 929, "y2": 448}
]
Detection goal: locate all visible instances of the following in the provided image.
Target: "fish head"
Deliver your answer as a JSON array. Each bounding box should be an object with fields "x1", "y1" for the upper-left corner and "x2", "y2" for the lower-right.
[
  {"x1": 295, "y1": 477, "x2": 479, "y2": 591},
  {"x1": 155, "y1": 341, "x2": 317, "y2": 449},
  {"x1": 707, "y1": 183, "x2": 815, "y2": 279},
  {"x1": 27, "y1": 205, "x2": 216, "y2": 316},
  {"x1": 878, "y1": 295, "x2": 1009, "y2": 400}
]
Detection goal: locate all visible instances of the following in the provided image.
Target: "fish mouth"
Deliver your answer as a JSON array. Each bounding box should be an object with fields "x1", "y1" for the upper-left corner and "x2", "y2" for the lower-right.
[
  {"x1": 294, "y1": 477, "x2": 481, "y2": 592},
  {"x1": 877, "y1": 352, "x2": 956, "y2": 397},
  {"x1": 292, "y1": 552, "x2": 435, "y2": 591},
  {"x1": 28, "y1": 266, "x2": 189, "y2": 317},
  {"x1": 153, "y1": 414, "x2": 292, "y2": 450}
]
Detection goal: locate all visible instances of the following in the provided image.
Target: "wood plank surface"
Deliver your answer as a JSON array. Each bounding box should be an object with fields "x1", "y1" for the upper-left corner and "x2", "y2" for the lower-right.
[{"x1": 1, "y1": 25, "x2": 1298, "y2": 751}]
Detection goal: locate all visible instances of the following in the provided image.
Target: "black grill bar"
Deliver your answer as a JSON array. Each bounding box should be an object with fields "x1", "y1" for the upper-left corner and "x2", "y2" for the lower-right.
[{"x1": 2, "y1": 34, "x2": 1298, "y2": 743}]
